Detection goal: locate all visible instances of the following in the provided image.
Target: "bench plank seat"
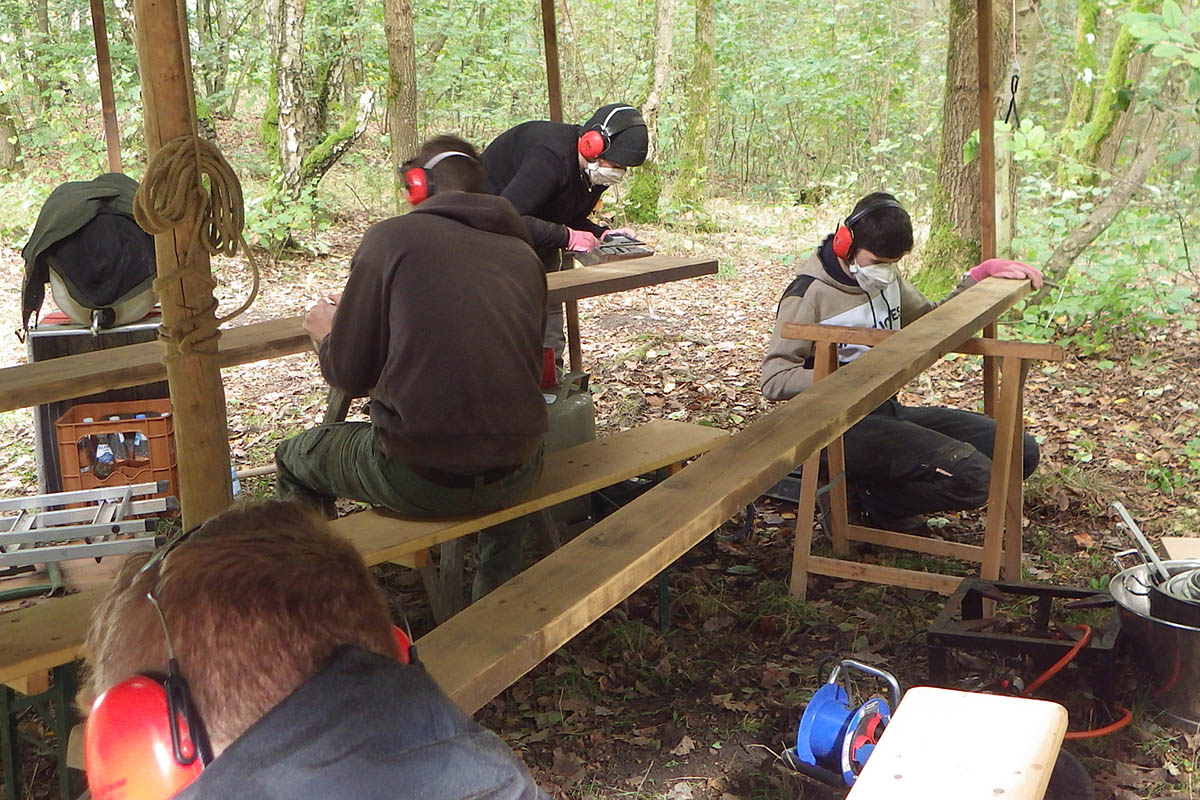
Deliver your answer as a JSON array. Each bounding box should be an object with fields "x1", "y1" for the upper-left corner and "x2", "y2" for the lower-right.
[
  {"x1": 0, "y1": 420, "x2": 725, "y2": 687},
  {"x1": 335, "y1": 420, "x2": 727, "y2": 568}
]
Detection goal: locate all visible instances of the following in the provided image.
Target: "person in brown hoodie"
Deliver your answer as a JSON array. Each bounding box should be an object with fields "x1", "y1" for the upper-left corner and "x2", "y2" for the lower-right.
[{"x1": 276, "y1": 135, "x2": 549, "y2": 599}]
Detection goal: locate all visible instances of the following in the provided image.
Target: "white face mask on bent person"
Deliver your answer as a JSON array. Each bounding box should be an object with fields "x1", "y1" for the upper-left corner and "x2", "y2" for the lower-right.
[
  {"x1": 585, "y1": 162, "x2": 627, "y2": 187},
  {"x1": 848, "y1": 260, "x2": 899, "y2": 293}
]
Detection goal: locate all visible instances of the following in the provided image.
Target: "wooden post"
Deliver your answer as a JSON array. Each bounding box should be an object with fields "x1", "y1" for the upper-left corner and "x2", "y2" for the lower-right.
[
  {"x1": 89, "y1": 0, "x2": 122, "y2": 173},
  {"x1": 133, "y1": 0, "x2": 233, "y2": 526},
  {"x1": 540, "y1": 0, "x2": 563, "y2": 124},
  {"x1": 540, "y1": 0, "x2": 583, "y2": 372},
  {"x1": 978, "y1": 0, "x2": 998, "y2": 415}
]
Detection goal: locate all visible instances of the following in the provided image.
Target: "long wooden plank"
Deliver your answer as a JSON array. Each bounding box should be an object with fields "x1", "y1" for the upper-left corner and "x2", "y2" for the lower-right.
[
  {"x1": 0, "y1": 258, "x2": 718, "y2": 413},
  {"x1": 0, "y1": 421, "x2": 725, "y2": 685},
  {"x1": 781, "y1": 322, "x2": 1063, "y2": 361},
  {"x1": 337, "y1": 420, "x2": 728, "y2": 566},
  {"x1": 418, "y1": 280, "x2": 1033, "y2": 713},
  {"x1": 848, "y1": 687, "x2": 1066, "y2": 800}
]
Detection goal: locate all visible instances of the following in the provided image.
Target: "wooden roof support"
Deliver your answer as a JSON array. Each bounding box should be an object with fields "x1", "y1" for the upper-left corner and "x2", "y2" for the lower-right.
[
  {"x1": 132, "y1": 0, "x2": 233, "y2": 525},
  {"x1": 977, "y1": 0, "x2": 996, "y2": 261},
  {"x1": 89, "y1": 0, "x2": 121, "y2": 173}
]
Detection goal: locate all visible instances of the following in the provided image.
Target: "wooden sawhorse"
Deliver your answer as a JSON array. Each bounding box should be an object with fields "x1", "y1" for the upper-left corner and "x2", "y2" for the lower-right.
[{"x1": 783, "y1": 323, "x2": 1062, "y2": 598}]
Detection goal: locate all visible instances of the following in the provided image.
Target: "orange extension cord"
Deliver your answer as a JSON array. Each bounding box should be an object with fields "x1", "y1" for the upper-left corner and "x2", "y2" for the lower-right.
[{"x1": 1021, "y1": 623, "x2": 1132, "y2": 740}]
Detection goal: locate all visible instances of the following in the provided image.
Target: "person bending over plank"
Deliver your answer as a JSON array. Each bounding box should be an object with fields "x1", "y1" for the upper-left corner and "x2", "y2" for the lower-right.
[
  {"x1": 80, "y1": 500, "x2": 548, "y2": 800},
  {"x1": 761, "y1": 192, "x2": 1043, "y2": 532},
  {"x1": 275, "y1": 135, "x2": 548, "y2": 599},
  {"x1": 483, "y1": 103, "x2": 649, "y2": 359}
]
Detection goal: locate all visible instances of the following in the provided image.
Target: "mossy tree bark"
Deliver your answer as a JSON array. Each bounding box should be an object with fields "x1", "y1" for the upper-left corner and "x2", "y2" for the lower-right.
[
  {"x1": 626, "y1": 0, "x2": 675, "y2": 223},
  {"x1": 920, "y1": 0, "x2": 1011, "y2": 292},
  {"x1": 1061, "y1": 0, "x2": 1100, "y2": 135},
  {"x1": 0, "y1": 98, "x2": 21, "y2": 173},
  {"x1": 669, "y1": 0, "x2": 714, "y2": 214},
  {"x1": 262, "y1": 0, "x2": 374, "y2": 202},
  {"x1": 1079, "y1": 0, "x2": 1158, "y2": 169}
]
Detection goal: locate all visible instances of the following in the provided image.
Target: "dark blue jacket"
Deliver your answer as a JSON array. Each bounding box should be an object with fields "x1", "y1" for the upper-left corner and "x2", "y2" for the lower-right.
[{"x1": 174, "y1": 646, "x2": 547, "y2": 800}]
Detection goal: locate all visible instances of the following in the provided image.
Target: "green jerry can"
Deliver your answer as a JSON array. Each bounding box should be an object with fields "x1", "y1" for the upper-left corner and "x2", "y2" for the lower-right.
[
  {"x1": 543, "y1": 371, "x2": 596, "y2": 453},
  {"x1": 542, "y1": 371, "x2": 596, "y2": 533}
]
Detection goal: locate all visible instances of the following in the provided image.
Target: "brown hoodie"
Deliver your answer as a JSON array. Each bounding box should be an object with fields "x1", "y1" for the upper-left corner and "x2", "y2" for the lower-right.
[{"x1": 320, "y1": 191, "x2": 548, "y2": 472}]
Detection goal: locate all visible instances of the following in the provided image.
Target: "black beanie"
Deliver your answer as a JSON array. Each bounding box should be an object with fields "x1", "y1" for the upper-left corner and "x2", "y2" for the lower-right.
[{"x1": 583, "y1": 103, "x2": 648, "y2": 167}]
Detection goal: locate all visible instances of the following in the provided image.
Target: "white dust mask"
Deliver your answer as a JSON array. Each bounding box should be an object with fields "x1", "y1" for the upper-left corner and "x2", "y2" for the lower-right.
[
  {"x1": 586, "y1": 163, "x2": 626, "y2": 186},
  {"x1": 849, "y1": 261, "x2": 898, "y2": 293}
]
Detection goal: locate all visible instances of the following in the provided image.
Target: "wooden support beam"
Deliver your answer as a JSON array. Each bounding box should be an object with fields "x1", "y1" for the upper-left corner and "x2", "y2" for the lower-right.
[
  {"x1": 420, "y1": 280, "x2": 1031, "y2": 713},
  {"x1": 89, "y1": 0, "x2": 121, "y2": 173},
  {"x1": 0, "y1": 257, "x2": 716, "y2": 414},
  {"x1": 132, "y1": 0, "x2": 232, "y2": 525},
  {"x1": 780, "y1": 322, "x2": 1062, "y2": 361}
]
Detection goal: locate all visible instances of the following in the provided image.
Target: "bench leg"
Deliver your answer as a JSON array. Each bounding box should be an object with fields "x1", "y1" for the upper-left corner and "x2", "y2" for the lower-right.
[
  {"x1": 1, "y1": 684, "x2": 19, "y2": 800},
  {"x1": 420, "y1": 539, "x2": 467, "y2": 624},
  {"x1": 789, "y1": 449, "x2": 822, "y2": 600}
]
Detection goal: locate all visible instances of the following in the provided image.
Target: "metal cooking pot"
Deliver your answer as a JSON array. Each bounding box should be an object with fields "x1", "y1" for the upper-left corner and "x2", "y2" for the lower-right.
[
  {"x1": 1109, "y1": 558, "x2": 1200, "y2": 733},
  {"x1": 1151, "y1": 567, "x2": 1200, "y2": 628}
]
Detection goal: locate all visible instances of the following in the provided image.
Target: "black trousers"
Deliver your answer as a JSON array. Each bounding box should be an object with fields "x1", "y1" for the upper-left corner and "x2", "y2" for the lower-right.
[{"x1": 841, "y1": 398, "x2": 1039, "y2": 518}]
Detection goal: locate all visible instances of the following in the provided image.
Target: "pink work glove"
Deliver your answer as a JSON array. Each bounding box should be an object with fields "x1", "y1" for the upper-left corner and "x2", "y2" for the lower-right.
[
  {"x1": 969, "y1": 258, "x2": 1044, "y2": 289},
  {"x1": 566, "y1": 228, "x2": 600, "y2": 253},
  {"x1": 604, "y1": 227, "x2": 637, "y2": 241}
]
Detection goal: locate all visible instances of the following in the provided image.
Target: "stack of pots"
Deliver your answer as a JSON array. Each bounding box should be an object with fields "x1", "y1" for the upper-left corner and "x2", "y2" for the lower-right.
[{"x1": 1107, "y1": 502, "x2": 1200, "y2": 732}]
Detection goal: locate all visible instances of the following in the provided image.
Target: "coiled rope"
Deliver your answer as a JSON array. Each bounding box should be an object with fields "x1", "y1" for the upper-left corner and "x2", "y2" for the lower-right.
[{"x1": 132, "y1": 133, "x2": 260, "y2": 358}]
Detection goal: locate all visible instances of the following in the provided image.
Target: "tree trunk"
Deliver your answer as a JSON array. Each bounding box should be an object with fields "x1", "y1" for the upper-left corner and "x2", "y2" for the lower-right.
[
  {"x1": 1034, "y1": 67, "x2": 1183, "y2": 299},
  {"x1": 30, "y1": 0, "x2": 51, "y2": 113},
  {"x1": 922, "y1": 0, "x2": 1011, "y2": 287},
  {"x1": 626, "y1": 0, "x2": 675, "y2": 223},
  {"x1": 1060, "y1": 0, "x2": 1100, "y2": 135},
  {"x1": 384, "y1": 0, "x2": 417, "y2": 211},
  {"x1": 111, "y1": 0, "x2": 137, "y2": 45},
  {"x1": 669, "y1": 0, "x2": 714, "y2": 213},
  {"x1": 299, "y1": 87, "x2": 375, "y2": 186},
  {"x1": 1079, "y1": 0, "x2": 1157, "y2": 168},
  {"x1": 276, "y1": 0, "x2": 310, "y2": 200},
  {"x1": 0, "y1": 99, "x2": 22, "y2": 173}
]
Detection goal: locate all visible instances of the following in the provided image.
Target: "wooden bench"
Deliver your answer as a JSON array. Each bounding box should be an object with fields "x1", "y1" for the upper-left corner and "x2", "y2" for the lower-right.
[
  {"x1": 0, "y1": 420, "x2": 726, "y2": 688},
  {"x1": 329, "y1": 419, "x2": 728, "y2": 618},
  {"x1": 847, "y1": 687, "x2": 1067, "y2": 800}
]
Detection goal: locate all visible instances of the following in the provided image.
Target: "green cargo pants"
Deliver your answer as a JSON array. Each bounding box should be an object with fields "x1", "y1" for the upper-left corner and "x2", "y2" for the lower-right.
[{"x1": 275, "y1": 422, "x2": 544, "y2": 600}]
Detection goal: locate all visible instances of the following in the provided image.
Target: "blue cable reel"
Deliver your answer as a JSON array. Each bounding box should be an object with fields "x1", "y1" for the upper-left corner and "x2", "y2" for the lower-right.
[{"x1": 793, "y1": 659, "x2": 902, "y2": 786}]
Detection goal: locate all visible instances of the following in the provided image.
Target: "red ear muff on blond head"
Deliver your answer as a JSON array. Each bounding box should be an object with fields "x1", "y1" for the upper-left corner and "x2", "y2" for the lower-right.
[
  {"x1": 84, "y1": 676, "x2": 205, "y2": 800},
  {"x1": 402, "y1": 150, "x2": 475, "y2": 206},
  {"x1": 831, "y1": 197, "x2": 904, "y2": 260}
]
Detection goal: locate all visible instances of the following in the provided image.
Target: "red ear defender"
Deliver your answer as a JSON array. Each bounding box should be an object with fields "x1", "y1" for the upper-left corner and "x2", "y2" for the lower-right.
[
  {"x1": 831, "y1": 223, "x2": 855, "y2": 260},
  {"x1": 85, "y1": 676, "x2": 204, "y2": 800},
  {"x1": 577, "y1": 129, "x2": 607, "y2": 160},
  {"x1": 403, "y1": 167, "x2": 431, "y2": 206},
  {"x1": 830, "y1": 197, "x2": 905, "y2": 261},
  {"x1": 392, "y1": 625, "x2": 413, "y2": 664}
]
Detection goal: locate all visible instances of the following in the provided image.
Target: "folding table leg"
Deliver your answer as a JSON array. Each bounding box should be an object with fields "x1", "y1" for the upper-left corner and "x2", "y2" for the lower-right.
[
  {"x1": 1, "y1": 684, "x2": 19, "y2": 800},
  {"x1": 1003, "y1": 358, "x2": 1031, "y2": 580},
  {"x1": 789, "y1": 449, "x2": 822, "y2": 601},
  {"x1": 980, "y1": 356, "x2": 1022, "y2": 582}
]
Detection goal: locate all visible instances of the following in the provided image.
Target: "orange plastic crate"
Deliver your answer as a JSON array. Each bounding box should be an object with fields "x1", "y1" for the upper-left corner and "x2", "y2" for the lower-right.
[{"x1": 55, "y1": 398, "x2": 178, "y2": 502}]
